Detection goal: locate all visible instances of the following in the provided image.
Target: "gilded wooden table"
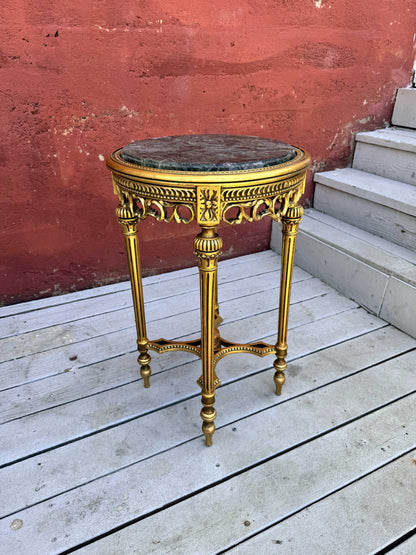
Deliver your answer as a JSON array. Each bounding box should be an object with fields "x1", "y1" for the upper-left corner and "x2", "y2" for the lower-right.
[{"x1": 107, "y1": 135, "x2": 310, "y2": 445}]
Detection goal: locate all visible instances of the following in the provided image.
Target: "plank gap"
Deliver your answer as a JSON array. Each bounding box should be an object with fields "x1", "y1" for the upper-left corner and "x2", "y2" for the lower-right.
[
  {"x1": 375, "y1": 527, "x2": 416, "y2": 555},
  {"x1": 217, "y1": 447, "x2": 416, "y2": 555},
  {"x1": 59, "y1": 423, "x2": 416, "y2": 555},
  {"x1": 0, "y1": 320, "x2": 393, "y2": 468}
]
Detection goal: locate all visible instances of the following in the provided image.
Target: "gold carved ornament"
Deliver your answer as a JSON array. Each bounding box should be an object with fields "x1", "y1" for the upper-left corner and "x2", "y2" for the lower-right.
[
  {"x1": 112, "y1": 173, "x2": 306, "y2": 369},
  {"x1": 112, "y1": 173, "x2": 305, "y2": 227},
  {"x1": 109, "y1": 146, "x2": 310, "y2": 445}
]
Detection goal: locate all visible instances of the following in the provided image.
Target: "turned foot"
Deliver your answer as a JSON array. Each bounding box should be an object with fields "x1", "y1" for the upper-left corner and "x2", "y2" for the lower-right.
[
  {"x1": 201, "y1": 407, "x2": 217, "y2": 446},
  {"x1": 138, "y1": 352, "x2": 152, "y2": 388},
  {"x1": 273, "y1": 371, "x2": 286, "y2": 396},
  {"x1": 273, "y1": 357, "x2": 287, "y2": 396}
]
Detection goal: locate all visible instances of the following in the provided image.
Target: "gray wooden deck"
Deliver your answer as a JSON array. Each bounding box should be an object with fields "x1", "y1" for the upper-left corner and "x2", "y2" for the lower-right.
[{"x1": 1, "y1": 250, "x2": 415, "y2": 555}]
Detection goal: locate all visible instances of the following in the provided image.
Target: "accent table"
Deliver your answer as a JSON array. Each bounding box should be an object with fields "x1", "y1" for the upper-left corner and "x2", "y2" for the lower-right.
[{"x1": 107, "y1": 135, "x2": 311, "y2": 446}]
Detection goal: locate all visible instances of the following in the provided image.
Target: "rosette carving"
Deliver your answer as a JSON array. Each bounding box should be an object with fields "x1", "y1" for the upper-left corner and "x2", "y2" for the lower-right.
[{"x1": 197, "y1": 186, "x2": 221, "y2": 225}]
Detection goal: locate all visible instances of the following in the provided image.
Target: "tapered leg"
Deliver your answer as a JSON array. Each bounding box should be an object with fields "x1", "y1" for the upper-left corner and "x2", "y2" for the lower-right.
[
  {"x1": 194, "y1": 227, "x2": 222, "y2": 446},
  {"x1": 274, "y1": 205, "x2": 304, "y2": 395},
  {"x1": 116, "y1": 200, "x2": 151, "y2": 387}
]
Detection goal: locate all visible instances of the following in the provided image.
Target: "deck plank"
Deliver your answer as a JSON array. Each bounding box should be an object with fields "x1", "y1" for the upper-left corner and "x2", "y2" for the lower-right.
[
  {"x1": 0, "y1": 275, "x2": 328, "y2": 391},
  {"x1": 0, "y1": 250, "x2": 278, "y2": 319},
  {"x1": 226, "y1": 451, "x2": 416, "y2": 555},
  {"x1": 1, "y1": 250, "x2": 414, "y2": 554},
  {"x1": 2, "y1": 384, "x2": 415, "y2": 554},
  {"x1": 76, "y1": 404, "x2": 416, "y2": 555},
  {"x1": 0, "y1": 327, "x2": 413, "y2": 520},
  {"x1": 0, "y1": 252, "x2": 285, "y2": 338},
  {"x1": 0, "y1": 308, "x2": 384, "y2": 466},
  {"x1": 0, "y1": 266, "x2": 310, "y2": 364},
  {"x1": 0, "y1": 288, "x2": 355, "y2": 423},
  {"x1": 389, "y1": 534, "x2": 416, "y2": 555}
]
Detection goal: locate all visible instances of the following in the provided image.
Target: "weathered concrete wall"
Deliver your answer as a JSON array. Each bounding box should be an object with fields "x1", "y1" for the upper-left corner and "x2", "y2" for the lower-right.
[{"x1": 1, "y1": 1, "x2": 415, "y2": 304}]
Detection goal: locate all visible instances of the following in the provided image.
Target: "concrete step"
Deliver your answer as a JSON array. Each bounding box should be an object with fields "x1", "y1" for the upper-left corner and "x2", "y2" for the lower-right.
[
  {"x1": 270, "y1": 209, "x2": 416, "y2": 339},
  {"x1": 353, "y1": 127, "x2": 416, "y2": 185},
  {"x1": 314, "y1": 168, "x2": 416, "y2": 250},
  {"x1": 392, "y1": 88, "x2": 416, "y2": 129}
]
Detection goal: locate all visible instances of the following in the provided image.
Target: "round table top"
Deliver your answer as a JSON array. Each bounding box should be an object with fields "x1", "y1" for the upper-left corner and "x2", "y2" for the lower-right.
[{"x1": 120, "y1": 134, "x2": 296, "y2": 172}]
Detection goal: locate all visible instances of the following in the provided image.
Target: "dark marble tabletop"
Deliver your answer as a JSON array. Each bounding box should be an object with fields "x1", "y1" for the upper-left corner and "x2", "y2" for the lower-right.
[{"x1": 120, "y1": 134, "x2": 296, "y2": 172}]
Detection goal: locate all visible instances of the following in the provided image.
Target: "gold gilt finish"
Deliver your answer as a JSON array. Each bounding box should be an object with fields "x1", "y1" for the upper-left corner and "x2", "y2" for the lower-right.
[{"x1": 108, "y1": 144, "x2": 310, "y2": 446}]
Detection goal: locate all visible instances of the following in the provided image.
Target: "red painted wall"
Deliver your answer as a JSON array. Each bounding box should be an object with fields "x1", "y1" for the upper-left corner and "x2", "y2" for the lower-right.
[{"x1": 1, "y1": 1, "x2": 415, "y2": 305}]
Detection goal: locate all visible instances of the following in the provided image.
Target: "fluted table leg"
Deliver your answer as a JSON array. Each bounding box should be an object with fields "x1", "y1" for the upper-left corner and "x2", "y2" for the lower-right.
[
  {"x1": 213, "y1": 267, "x2": 223, "y2": 352},
  {"x1": 194, "y1": 227, "x2": 222, "y2": 446},
  {"x1": 116, "y1": 200, "x2": 151, "y2": 388},
  {"x1": 274, "y1": 205, "x2": 304, "y2": 395}
]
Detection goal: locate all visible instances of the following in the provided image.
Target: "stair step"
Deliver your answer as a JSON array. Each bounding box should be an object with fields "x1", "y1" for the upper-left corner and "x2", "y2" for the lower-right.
[
  {"x1": 353, "y1": 127, "x2": 416, "y2": 185},
  {"x1": 273, "y1": 87, "x2": 416, "y2": 338},
  {"x1": 356, "y1": 126, "x2": 416, "y2": 152},
  {"x1": 296, "y1": 209, "x2": 416, "y2": 282},
  {"x1": 270, "y1": 209, "x2": 416, "y2": 338},
  {"x1": 314, "y1": 168, "x2": 416, "y2": 250},
  {"x1": 392, "y1": 88, "x2": 416, "y2": 129},
  {"x1": 315, "y1": 168, "x2": 416, "y2": 216}
]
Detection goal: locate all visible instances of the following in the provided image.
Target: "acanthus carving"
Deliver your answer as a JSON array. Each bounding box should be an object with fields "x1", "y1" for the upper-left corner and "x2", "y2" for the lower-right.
[
  {"x1": 194, "y1": 233, "x2": 223, "y2": 270},
  {"x1": 114, "y1": 181, "x2": 137, "y2": 222},
  {"x1": 281, "y1": 204, "x2": 305, "y2": 235}
]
